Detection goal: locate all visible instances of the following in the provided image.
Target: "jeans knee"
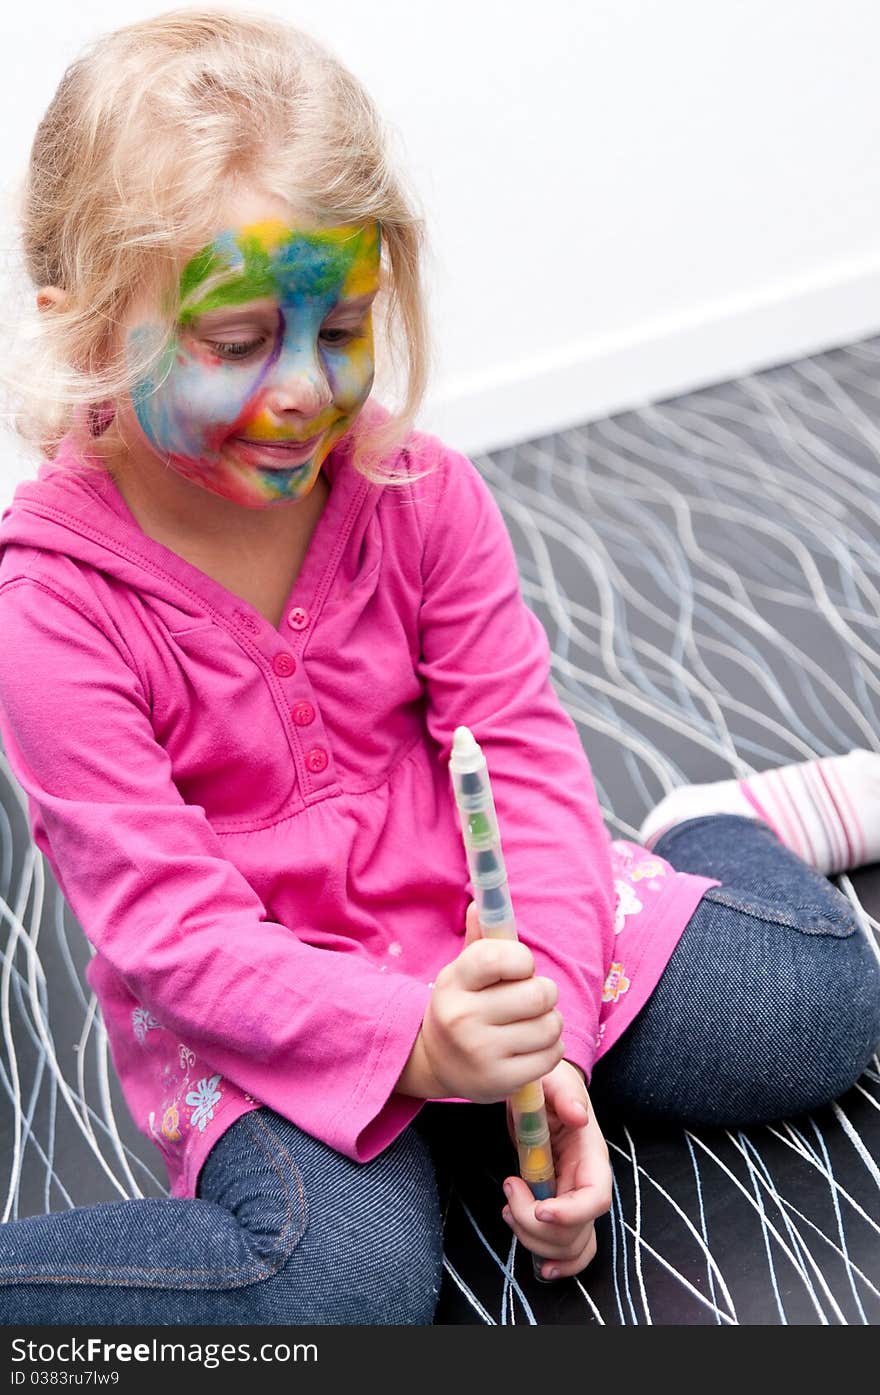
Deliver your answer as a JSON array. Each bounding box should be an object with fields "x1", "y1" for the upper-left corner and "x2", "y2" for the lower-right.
[
  {"x1": 333, "y1": 1129, "x2": 444, "y2": 1324},
  {"x1": 591, "y1": 918, "x2": 880, "y2": 1129},
  {"x1": 762, "y1": 926, "x2": 880, "y2": 1117},
  {"x1": 249, "y1": 1207, "x2": 442, "y2": 1325},
  {"x1": 820, "y1": 930, "x2": 880, "y2": 1087},
  {"x1": 354, "y1": 1217, "x2": 443, "y2": 1325},
  {"x1": 200, "y1": 1110, "x2": 443, "y2": 1324},
  {"x1": 269, "y1": 1123, "x2": 443, "y2": 1325}
]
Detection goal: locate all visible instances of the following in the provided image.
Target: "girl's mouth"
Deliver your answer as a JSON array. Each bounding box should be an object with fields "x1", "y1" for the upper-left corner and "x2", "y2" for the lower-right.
[{"x1": 231, "y1": 434, "x2": 323, "y2": 470}]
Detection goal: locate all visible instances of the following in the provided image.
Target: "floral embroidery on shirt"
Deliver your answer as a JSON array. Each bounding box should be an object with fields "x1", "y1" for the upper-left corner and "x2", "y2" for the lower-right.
[
  {"x1": 613, "y1": 880, "x2": 643, "y2": 933},
  {"x1": 132, "y1": 1007, "x2": 161, "y2": 1044},
  {"x1": 387, "y1": 941, "x2": 403, "y2": 957},
  {"x1": 594, "y1": 1022, "x2": 607, "y2": 1050},
  {"x1": 186, "y1": 1074, "x2": 223, "y2": 1132},
  {"x1": 161, "y1": 1104, "x2": 181, "y2": 1141},
  {"x1": 602, "y1": 962, "x2": 631, "y2": 1003},
  {"x1": 178, "y1": 1044, "x2": 196, "y2": 1072},
  {"x1": 630, "y1": 857, "x2": 667, "y2": 883}
]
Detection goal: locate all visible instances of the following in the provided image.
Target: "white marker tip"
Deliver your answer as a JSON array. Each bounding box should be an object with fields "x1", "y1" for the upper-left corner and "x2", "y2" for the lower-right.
[{"x1": 452, "y1": 726, "x2": 478, "y2": 755}]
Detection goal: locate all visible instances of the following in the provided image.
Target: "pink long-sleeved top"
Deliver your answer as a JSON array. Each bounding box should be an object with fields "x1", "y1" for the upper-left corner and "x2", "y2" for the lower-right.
[{"x1": 0, "y1": 408, "x2": 720, "y2": 1198}]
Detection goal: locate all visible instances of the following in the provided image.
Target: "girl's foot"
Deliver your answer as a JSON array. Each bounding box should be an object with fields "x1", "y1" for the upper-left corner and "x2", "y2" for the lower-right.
[{"x1": 638, "y1": 749, "x2": 880, "y2": 875}]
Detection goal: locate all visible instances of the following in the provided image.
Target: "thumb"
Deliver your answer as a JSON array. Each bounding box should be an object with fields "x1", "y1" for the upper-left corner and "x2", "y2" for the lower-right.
[
  {"x1": 544, "y1": 1064, "x2": 590, "y2": 1125},
  {"x1": 463, "y1": 900, "x2": 483, "y2": 948},
  {"x1": 563, "y1": 1093, "x2": 590, "y2": 1126},
  {"x1": 555, "y1": 1084, "x2": 590, "y2": 1126}
]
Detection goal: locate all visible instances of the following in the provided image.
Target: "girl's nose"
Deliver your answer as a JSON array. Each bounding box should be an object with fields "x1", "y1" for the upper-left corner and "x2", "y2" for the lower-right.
[{"x1": 263, "y1": 349, "x2": 333, "y2": 418}]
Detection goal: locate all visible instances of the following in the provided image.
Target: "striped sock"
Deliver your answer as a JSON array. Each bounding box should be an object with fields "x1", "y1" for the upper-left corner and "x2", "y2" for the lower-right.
[{"x1": 637, "y1": 749, "x2": 880, "y2": 875}]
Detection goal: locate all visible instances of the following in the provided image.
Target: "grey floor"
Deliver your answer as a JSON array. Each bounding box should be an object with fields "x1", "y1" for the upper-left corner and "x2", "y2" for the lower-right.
[{"x1": 2, "y1": 335, "x2": 880, "y2": 1324}]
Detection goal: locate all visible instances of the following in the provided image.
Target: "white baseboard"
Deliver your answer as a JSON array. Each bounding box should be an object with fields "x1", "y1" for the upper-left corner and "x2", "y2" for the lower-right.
[{"x1": 419, "y1": 254, "x2": 880, "y2": 458}]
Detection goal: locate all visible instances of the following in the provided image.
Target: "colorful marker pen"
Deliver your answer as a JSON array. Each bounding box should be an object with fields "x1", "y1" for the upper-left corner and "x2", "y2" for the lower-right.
[{"x1": 449, "y1": 725, "x2": 558, "y2": 1283}]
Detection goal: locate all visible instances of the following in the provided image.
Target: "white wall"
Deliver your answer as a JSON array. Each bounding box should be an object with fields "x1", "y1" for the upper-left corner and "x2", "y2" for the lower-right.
[{"x1": 3, "y1": 0, "x2": 880, "y2": 496}]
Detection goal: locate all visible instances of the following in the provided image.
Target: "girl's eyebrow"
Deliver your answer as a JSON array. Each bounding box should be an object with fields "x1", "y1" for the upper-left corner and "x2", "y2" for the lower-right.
[
  {"x1": 189, "y1": 289, "x2": 377, "y2": 325},
  {"x1": 322, "y1": 290, "x2": 378, "y2": 317},
  {"x1": 332, "y1": 290, "x2": 379, "y2": 310}
]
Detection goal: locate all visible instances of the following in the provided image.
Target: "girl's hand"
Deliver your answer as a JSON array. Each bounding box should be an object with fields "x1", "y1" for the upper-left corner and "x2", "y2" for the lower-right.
[
  {"x1": 414, "y1": 902, "x2": 566, "y2": 1103},
  {"x1": 502, "y1": 1059, "x2": 612, "y2": 1281}
]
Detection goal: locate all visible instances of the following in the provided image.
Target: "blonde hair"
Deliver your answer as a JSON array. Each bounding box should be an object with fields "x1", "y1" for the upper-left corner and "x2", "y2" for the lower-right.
[{"x1": 5, "y1": 7, "x2": 436, "y2": 485}]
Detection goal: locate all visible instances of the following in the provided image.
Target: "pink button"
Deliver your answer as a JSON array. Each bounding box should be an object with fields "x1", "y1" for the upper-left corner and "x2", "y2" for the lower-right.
[
  {"x1": 287, "y1": 607, "x2": 310, "y2": 631},
  {"x1": 306, "y1": 747, "x2": 328, "y2": 773},
  {"x1": 272, "y1": 653, "x2": 296, "y2": 677},
  {"x1": 292, "y1": 701, "x2": 315, "y2": 726}
]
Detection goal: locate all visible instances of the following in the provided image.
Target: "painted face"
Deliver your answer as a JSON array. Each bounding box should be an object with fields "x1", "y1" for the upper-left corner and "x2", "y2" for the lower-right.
[{"x1": 124, "y1": 219, "x2": 381, "y2": 508}]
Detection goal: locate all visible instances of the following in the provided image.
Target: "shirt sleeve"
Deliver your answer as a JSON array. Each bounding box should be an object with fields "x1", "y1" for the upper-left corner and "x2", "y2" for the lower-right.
[
  {"x1": 416, "y1": 444, "x2": 617, "y2": 1081},
  {"x1": 0, "y1": 575, "x2": 430, "y2": 1162}
]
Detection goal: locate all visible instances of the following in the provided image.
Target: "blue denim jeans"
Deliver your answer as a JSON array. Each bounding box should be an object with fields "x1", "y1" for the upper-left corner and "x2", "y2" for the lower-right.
[
  {"x1": 0, "y1": 1107, "x2": 444, "y2": 1325},
  {"x1": 589, "y1": 814, "x2": 880, "y2": 1125},
  {"x1": 0, "y1": 814, "x2": 877, "y2": 1324}
]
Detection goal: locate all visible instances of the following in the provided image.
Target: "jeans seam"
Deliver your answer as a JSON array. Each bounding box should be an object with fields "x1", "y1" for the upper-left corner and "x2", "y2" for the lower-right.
[
  {"x1": 0, "y1": 1112, "x2": 308, "y2": 1290},
  {"x1": 701, "y1": 885, "x2": 856, "y2": 936},
  {"x1": 236, "y1": 1111, "x2": 309, "y2": 1280}
]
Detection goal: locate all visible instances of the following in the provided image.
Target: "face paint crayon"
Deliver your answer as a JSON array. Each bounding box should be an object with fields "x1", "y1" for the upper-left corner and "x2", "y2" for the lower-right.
[{"x1": 449, "y1": 724, "x2": 559, "y2": 1283}]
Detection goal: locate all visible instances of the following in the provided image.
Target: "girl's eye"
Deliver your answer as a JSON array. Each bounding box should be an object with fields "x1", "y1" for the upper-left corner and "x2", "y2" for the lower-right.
[
  {"x1": 320, "y1": 327, "x2": 358, "y2": 346},
  {"x1": 205, "y1": 338, "x2": 266, "y2": 361},
  {"x1": 203, "y1": 323, "x2": 364, "y2": 358}
]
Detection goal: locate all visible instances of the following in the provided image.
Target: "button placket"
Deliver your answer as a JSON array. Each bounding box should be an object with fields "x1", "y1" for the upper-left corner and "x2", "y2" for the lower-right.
[{"x1": 272, "y1": 608, "x2": 331, "y2": 785}]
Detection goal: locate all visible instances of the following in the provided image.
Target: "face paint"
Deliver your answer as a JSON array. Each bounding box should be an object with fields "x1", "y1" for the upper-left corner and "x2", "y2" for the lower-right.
[{"x1": 125, "y1": 220, "x2": 381, "y2": 509}]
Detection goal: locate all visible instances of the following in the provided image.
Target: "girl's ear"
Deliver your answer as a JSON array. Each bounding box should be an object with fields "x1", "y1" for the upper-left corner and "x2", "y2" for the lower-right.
[{"x1": 36, "y1": 286, "x2": 68, "y2": 313}]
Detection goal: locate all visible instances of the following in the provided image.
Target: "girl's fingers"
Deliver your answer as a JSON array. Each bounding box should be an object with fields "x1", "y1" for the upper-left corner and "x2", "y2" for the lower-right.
[
  {"x1": 544, "y1": 1109, "x2": 613, "y2": 1220},
  {"x1": 494, "y1": 1045, "x2": 567, "y2": 1098},
  {"x1": 454, "y1": 939, "x2": 535, "y2": 991},
  {"x1": 501, "y1": 1202, "x2": 597, "y2": 1273},
  {"x1": 504, "y1": 1175, "x2": 603, "y2": 1234},
  {"x1": 533, "y1": 1155, "x2": 613, "y2": 1226},
  {"x1": 493, "y1": 1011, "x2": 564, "y2": 1056},
  {"x1": 501, "y1": 1118, "x2": 612, "y2": 1261},
  {"x1": 475, "y1": 975, "x2": 560, "y2": 1026},
  {"x1": 538, "y1": 1230, "x2": 598, "y2": 1281},
  {"x1": 500, "y1": 1068, "x2": 611, "y2": 1270}
]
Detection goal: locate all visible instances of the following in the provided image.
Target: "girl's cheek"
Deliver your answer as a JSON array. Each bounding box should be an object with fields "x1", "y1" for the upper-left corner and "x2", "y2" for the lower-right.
[
  {"x1": 146, "y1": 353, "x2": 263, "y2": 459},
  {"x1": 174, "y1": 357, "x2": 259, "y2": 424},
  {"x1": 329, "y1": 339, "x2": 375, "y2": 412}
]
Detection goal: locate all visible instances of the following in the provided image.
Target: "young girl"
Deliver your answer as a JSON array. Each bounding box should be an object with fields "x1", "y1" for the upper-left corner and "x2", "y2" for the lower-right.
[{"x1": 0, "y1": 8, "x2": 877, "y2": 1327}]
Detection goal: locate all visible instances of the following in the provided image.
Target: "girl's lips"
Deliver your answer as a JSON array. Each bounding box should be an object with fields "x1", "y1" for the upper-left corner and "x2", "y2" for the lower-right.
[{"x1": 231, "y1": 434, "x2": 323, "y2": 469}]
